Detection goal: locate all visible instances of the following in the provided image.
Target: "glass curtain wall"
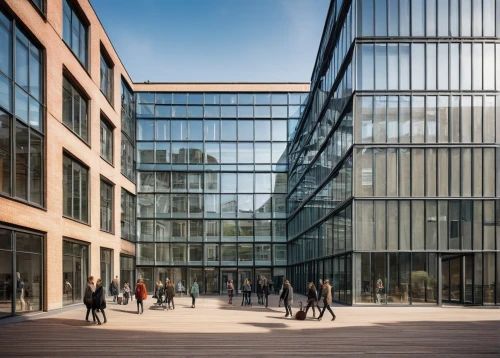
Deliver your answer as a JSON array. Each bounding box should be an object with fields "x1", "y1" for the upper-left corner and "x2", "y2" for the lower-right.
[
  {"x1": 135, "y1": 92, "x2": 307, "y2": 294},
  {"x1": 349, "y1": 0, "x2": 500, "y2": 305}
]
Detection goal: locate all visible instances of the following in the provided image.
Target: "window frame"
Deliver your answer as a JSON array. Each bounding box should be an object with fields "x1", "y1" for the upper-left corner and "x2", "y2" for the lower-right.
[
  {"x1": 62, "y1": 152, "x2": 90, "y2": 224},
  {"x1": 62, "y1": 0, "x2": 89, "y2": 69},
  {"x1": 100, "y1": 177, "x2": 114, "y2": 233},
  {"x1": 62, "y1": 73, "x2": 89, "y2": 144},
  {"x1": 100, "y1": 114, "x2": 114, "y2": 165},
  {"x1": 100, "y1": 46, "x2": 114, "y2": 105}
]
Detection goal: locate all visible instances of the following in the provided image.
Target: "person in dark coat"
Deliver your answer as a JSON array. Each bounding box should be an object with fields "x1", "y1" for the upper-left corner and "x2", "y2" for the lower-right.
[
  {"x1": 279, "y1": 280, "x2": 293, "y2": 318},
  {"x1": 256, "y1": 279, "x2": 264, "y2": 305},
  {"x1": 262, "y1": 278, "x2": 270, "y2": 308},
  {"x1": 304, "y1": 282, "x2": 319, "y2": 318},
  {"x1": 317, "y1": 280, "x2": 336, "y2": 321},
  {"x1": 83, "y1": 276, "x2": 95, "y2": 323},
  {"x1": 166, "y1": 280, "x2": 175, "y2": 310},
  {"x1": 92, "y1": 279, "x2": 107, "y2": 325}
]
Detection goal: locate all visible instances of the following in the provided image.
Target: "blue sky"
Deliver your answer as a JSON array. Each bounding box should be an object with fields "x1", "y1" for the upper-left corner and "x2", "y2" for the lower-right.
[{"x1": 90, "y1": 0, "x2": 329, "y2": 83}]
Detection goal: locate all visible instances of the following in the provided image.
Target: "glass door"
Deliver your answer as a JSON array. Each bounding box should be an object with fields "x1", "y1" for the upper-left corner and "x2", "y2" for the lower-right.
[
  {"x1": 238, "y1": 269, "x2": 253, "y2": 293},
  {"x1": 205, "y1": 268, "x2": 219, "y2": 294},
  {"x1": 221, "y1": 269, "x2": 237, "y2": 294}
]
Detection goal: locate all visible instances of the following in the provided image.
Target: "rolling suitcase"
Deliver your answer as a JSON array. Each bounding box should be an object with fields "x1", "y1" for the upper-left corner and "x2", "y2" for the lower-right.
[
  {"x1": 117, "y1": 296, "x2": 123, "y2": 305},
  {"x1": 295, "y1": 301, "x2": 306, "y2": 320}
]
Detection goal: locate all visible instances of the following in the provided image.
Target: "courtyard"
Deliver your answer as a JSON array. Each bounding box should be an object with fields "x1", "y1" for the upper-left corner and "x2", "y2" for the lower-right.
[{"x1": 0, "y1": 294, "x2": 498, "y2": 357}]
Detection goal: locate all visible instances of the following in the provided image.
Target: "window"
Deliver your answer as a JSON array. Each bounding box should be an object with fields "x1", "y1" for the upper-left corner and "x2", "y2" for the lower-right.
[
  {"x1": 63, "y1": 154, "x2": 89, "y2": 223},
  {"x1": 63, "y1": 0, "x2": 88, "y2": 67},
  {"x1": 100, "y1": 179, "x2": 113, "y2": 232},
  {"x1": 100, "y1": 118, "x2": 113, "y2": 164},
  {"x1": 121, "y1": 80, "x2": 135, "y2": 182},
  {"x1": 121, "y1": 189, "x2": 136, "y2": 241},
  {"x1": 30, "y1": 0, "x2": 44, "y2": 14},
  {"x1": 100, "y1": 51, "x2": 113, "y2": 103},
  {"x1": 62, "y1": 76, "x2": 88, "y2": 142},
  {"x1": 0, "y1": 15, "x2": 44, "y2": 206}
]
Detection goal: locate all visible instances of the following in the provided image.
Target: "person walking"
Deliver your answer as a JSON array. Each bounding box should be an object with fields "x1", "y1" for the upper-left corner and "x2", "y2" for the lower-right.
[
  {"x1": 257, "y1": 279, "x2": 264, "y2": 305},
  {"x1": 304, "y1": 282, "x2": 319, "y2": 318},
  {"x1": 246, "y1": 279, "x2": 252, "y2": 306},
  {"x1": 166, "y1": 280, "x2": 175, "y2": 310},
  {"x1": 241, "y1": 279, "x2": 248, "y2": 306},
  {"x1": 83, "y1": 276, "x2": 95, "y2": 323},
  {"x1": 154, "y1": 280, "x2": 164, "y2": 305},
  {"x1": 92, "y1": 279, "x2": 107, "y2": 325},
  {"x1": 263, "y1": 278, "x2": 270, "y2": 308},
  {"x1": 135, "y1": 278, "x2": 147, "y2": 314},
  {"x1": 227, "y1": 280, "x2": 234, "y2": 304},
  {"x1": 280, "y1": 279, "x2": 293, "y2": 318},
  {"x1": 123, "y1": 283, "x2": 130, "y2": 305},
  {"x1": 190, "y1": 280, "x2": 199, "y2": 308},
  {"x1": 109, "y1": 277, "x2": 119, "y2": 303},
  {"x1": 317, "y1": 279, "x2": 336, "y2": 321}
]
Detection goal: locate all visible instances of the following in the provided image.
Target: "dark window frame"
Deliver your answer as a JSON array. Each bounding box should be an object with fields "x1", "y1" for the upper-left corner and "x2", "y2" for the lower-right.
[
  {"x1": 100, "y1": 45, "x2": 114, "y2": 105},
  {"x1": 62, "y1": 0, "x2": 89, "y2": 69},
  {"x1": 100, "y1": 113, "x2": 114, "y2": 165},
  {"x1": 62, "y1": 151, "x2": 90, "y2": 225},
  {"x1": 62, "y1": 72, "x2": 89, "y2": 144},
  {"x1": 121, "y1": 188, "x2": 136, "y2": 242},
  {"x1": 100, "y1": 177, "x2": 114, "y2": 234}
]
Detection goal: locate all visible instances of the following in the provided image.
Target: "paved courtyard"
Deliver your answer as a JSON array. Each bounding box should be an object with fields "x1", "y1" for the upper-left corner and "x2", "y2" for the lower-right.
[{"x1": 0, "y1": 294, "x2": 499, "y2": 357}]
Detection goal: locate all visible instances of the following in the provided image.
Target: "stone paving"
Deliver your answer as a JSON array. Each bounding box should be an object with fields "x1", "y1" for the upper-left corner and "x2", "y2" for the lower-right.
[{"x1": 0, "y1": 294, "x2": 499, "y2": 357}]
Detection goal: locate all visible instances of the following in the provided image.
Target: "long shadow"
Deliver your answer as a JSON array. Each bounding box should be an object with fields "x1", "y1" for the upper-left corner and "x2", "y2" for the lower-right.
[
  {"x1": 108, "y1": 308, "x2": 140, "y2": 315},
  {"x1": 0, "y1": 318, "x2": 498, "y2": 356}
]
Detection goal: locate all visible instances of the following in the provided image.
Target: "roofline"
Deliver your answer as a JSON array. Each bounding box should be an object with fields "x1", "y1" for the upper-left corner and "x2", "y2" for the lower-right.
[
  {"x1": 132, "y1": 82, "x2": 311, "y2": 92},
  {"x1": 310, "y1": 0, "x2": 335, "y2": 82},
  {"x1": 132, "y1": 82, "x2": 311, "y2": 85}
]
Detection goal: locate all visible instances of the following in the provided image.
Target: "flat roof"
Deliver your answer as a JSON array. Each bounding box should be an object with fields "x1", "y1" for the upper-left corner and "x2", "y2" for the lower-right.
[{"x1": 132, "y1": 82, "x2": 310, "y2": 93}]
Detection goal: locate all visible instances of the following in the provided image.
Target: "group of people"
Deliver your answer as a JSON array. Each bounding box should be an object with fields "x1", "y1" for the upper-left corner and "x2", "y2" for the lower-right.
[
  {"x1": 83, "y1": 276, "x2": 149, "y2": 323},
  {"x1": 83, "y1": 276, "x2": 336, "y2": 324}
]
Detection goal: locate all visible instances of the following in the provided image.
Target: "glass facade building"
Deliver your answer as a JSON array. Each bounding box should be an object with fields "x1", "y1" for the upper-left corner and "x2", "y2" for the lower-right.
[
  {"x1": 134, "y1": 92, "x2": 307, "y2": 293},
  {"x1": 287, "y1": 0, "x2": 500, "y2": 305}
]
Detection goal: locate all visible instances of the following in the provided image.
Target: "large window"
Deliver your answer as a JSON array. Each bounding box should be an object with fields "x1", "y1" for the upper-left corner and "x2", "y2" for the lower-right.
[
  {"x1": 63, "y1": 239, "x2": 88, "y2": 306},
  {"x1": 100, "y1": 117, "x2": 113, "y2": 164},
  {"x1": 121, "y1": 189, "x2": 136, "y2": 242},
  {"x1": 0, "y1": 12, "x2": 44, "y2": 206},
  {"x1": 62, "y1": 76, "x2": 88, "y2": 143},
  {"x1": 100, "y1": 51, "x2": 113, "y2": 103},
  {"x1": 121, "y1": 80, "x2": 135, "y2": 182},
  {"x1": 62, "y1": 0, "x2": 87, "y2": 67},
  {"x1": 0, "y1": 228, "x2": 43, "y2": 317},
  {"x1": 100, "y1": 179, "x2": 113, "y2": 233},
  {"x1": 63, "y1": 154, "x2": 89, "y2": 224}
]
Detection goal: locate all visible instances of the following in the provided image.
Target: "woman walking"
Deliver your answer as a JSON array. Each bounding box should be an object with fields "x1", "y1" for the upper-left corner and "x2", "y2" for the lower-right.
[
  {"x1": 109, "y1": 277, "x2": 119, "y2": 303},
  {"x1": 317, "y1": 279, "x2": 336, "y2": 321},
  {"x1": 241, "y1": 279, "x2": 249, "y2": 306},
  {"x1": 92, "y1": 279, "x2": 107, "y2": 325},
  {"x1": 304, "y1": 282, "x2": 319, "y2": 318},
  {"x1": 257, "y1": 279, "x2": 264, "y2": 305},
  {"x1": 83, "y1": 276, "x2": 95, "y2": 322},
  {"x1": 190, "y1": 279, "x2": 199, "y2": 308},
  {"x1": 166, "y1": 280, "x2": 175, "y2": 310},
  {"x1": 227, "y1": 280, "x2": 234, "y2": 304},
  {"x1": 135, "y1": 278, "x2": 147, "y2": 314}
]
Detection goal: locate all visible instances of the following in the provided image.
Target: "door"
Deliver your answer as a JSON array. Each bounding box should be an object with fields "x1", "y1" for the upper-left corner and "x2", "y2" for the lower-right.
[
  {"x1": 205, "y1": 268, "x2": 219, "y2": 294},
  {"x1": 238, "y1": 269, "x2": 253, "y2": 293},
  {"x1": 221, "y1": 269, "x2": 237, "y2": 294},
  {"x1": 442, "y1": 255, "x2": 474, "y2": 304}
]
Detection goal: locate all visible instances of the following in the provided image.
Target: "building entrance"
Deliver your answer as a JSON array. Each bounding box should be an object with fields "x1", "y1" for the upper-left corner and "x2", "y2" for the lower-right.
[{"x1": 442, "y1": 255, "x2": 473, "y2": 304}]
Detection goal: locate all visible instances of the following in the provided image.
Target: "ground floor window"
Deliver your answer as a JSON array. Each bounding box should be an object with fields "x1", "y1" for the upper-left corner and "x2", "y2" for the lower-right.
[
  {"x1": 0, "y1": 227, "x2": 43, "y2": 317},
  {"x1": 100, "y1": 248, "x2": 113, "y2": 296},
  {"x1": 120, "y1": 255, "x2": 135, "y2": 291},
  {"x1": 62, "y1": 240, "x2": 88, "y2": 306},
  {"x1": 135, "y1": 267, "x2": 284, "y2": 295}
]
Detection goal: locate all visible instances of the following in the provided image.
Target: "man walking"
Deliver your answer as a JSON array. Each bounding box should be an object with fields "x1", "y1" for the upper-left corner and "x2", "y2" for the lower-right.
[
  {"x1": 280, "y1": 279, "x2": 293, "y2": 318},
  {"x1": 317, "y1": 279, "x2": 336, "y2": 321}
]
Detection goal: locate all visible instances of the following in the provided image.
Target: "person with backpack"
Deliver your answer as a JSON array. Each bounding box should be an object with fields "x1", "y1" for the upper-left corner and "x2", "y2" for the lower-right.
[
  {"x1": 135, "y1": 278, "x2": 147, "y2": 314},
  {"x1": 83, "y1": 276, "x2": 95, "y2": 322},
  {"x1": 317, "y1": 279, "x2": 336, "y2": 321},
  {"x1": 190, "y1": 279, "x2": 199, "y2": 308},
  {"x1": 92, "y1": 279, "x2": 106, "y2": 325}
]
